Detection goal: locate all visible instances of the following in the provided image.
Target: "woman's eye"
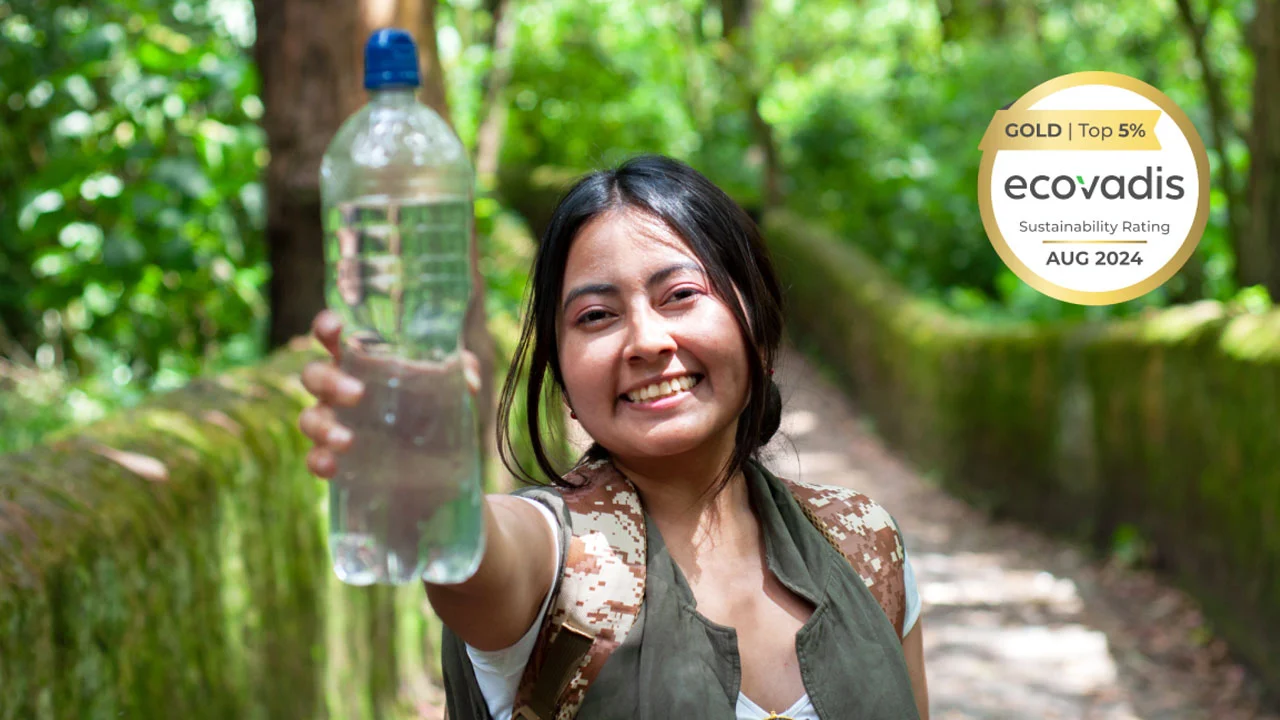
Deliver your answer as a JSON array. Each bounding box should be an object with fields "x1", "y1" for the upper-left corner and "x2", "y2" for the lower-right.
[
  {"x1": 576, "y1": 310, "x2": 609, "y2": 326},
  {"x1": 668, "y1": 288, "x2": 700, "y2": 303}
]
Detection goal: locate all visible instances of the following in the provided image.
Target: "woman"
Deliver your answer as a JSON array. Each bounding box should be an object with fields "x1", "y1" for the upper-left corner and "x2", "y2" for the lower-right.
[{"x1": 300, "y1": 155, "x2": 929, "y2": 719}]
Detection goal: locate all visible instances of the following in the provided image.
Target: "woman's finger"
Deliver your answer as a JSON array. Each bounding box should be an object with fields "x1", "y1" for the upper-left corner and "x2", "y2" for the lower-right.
[
  {"x1": 299, "y1": 404, "x2": 351, "y2": 449},
  {"x1": 307, "y1": 446, "x2": 337, "y2": 479},
  {"x1": 298, "y1": 404, "x2": 325, "y2": 444},
  {"x1": 312, "y1": 310, "x2": 344, "y2": 361},
  {"x1": 300, "y1": 361, "x2": 333, "y2": 402},
  {"x1": 301, "y1": 361, "x2": 365, "y2": 407}
]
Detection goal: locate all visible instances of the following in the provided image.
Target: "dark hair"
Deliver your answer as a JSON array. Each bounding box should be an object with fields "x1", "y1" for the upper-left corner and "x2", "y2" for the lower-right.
[{"x1": 497, "y1": 155, "x2": 784, "y2": 495}]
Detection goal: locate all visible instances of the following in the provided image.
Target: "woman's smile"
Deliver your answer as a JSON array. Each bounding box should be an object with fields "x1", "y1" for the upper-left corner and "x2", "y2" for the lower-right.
[{"x1": 619, "y1": 373, "x2": 705, "y2": 410}]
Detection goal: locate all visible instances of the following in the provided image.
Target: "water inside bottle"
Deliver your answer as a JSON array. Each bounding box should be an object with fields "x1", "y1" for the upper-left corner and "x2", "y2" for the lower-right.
[
  {"x1": 328, "y1": 344, "x2": 486, "y2": 586},
  {"x1": 324, "y1": 195, "x2": 484, "y2": 585},
  {"x1": 327, "y1": 196, "x2": 472, "y2": 362}
]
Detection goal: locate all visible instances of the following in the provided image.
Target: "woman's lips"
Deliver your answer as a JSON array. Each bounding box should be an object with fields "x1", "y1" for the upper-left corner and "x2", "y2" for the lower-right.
[{"x1": 619, "y1": 374, "x2": 703, "y2": 411}]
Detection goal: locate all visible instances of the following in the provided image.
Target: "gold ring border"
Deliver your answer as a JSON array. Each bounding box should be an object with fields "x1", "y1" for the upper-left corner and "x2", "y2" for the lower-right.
[{"x1": 977, "y1": 71, "x2": 1211, "y2": 305}]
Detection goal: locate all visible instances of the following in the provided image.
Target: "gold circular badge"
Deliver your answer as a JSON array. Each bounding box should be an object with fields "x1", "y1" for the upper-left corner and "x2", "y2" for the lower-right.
[{"x1": 978, "y1": 71, "x2": 1210, "y2": 305}]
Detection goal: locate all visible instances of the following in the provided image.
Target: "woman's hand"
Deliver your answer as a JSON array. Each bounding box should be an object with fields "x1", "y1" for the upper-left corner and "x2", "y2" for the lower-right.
[
  {"x1": 299, "y1": 309, "x2": 553, "y2": 651},
  {"x1": 297, "y1": 309, "x2": 481, "y2": 479}
]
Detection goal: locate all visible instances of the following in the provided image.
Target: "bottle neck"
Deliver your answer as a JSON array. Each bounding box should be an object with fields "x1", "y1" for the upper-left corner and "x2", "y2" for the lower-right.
[{"x1": 368, "y1": 87, "x2": 418, "y2": 107}]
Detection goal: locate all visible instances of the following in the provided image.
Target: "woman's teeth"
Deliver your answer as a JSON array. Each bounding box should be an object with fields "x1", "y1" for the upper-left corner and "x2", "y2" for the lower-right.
[{"x1": 625, "y1": 375, "x2": 700, "y2": 403}]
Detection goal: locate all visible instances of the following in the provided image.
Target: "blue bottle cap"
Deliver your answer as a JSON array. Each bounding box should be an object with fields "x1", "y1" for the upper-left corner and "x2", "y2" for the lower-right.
[{"x1": 365, "y1": 28, "x2": 421, "y2": 90}]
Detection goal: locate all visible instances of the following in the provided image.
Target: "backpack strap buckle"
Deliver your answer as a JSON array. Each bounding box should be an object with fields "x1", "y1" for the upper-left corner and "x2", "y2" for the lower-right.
[{"x1": 512, "y1": 621, "x2": 595, "y2": 720}]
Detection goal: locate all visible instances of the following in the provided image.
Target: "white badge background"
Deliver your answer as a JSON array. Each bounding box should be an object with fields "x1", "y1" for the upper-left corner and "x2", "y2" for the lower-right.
[{"x1": 988, "y1": 85, "x2": 1199, "y2": 294}]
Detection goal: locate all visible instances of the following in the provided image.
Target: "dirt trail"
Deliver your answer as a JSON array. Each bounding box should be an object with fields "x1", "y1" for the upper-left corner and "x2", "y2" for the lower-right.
[{"x1": 763, "y1": 347, "x2": 1278, "y2": 720}]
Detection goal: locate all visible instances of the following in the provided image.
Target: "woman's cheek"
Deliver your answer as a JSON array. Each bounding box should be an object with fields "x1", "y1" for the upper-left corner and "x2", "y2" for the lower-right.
[{"x1": 560, "y1": 341, "x2": 603, "y2": 407}]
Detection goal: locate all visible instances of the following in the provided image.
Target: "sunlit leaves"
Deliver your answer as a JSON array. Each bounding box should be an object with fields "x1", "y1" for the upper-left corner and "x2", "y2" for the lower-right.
[
  {"x1": 480, "y1": 0, "x2": 1253, "y2": 322},
  {"x1": 2, "y1": 0, "x2": 1262, "y2": 456},
  {"x1": 497, "y1": 0, "x2": 701, "y2": 172},
  {"x1": 763, "y1": 0, "x2": 1252, "y2": 321},
  {"x1": 19, "y1": 189, "x2": 66, "y2": 230},
  {"x1": 1, "y1": 0, "x2": 268, "y2": 412}
]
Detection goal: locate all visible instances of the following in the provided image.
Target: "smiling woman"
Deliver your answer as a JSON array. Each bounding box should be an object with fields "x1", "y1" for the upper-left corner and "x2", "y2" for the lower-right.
[
  {"x1": 497, "y1": 157, "x2": 784, "y2": 505},
  {"x1": 298, "y1": 155, "x2": 928, "y2": 720},
  {"x1": 552, "y1": 208, "x2": 758, "y2": 482}
]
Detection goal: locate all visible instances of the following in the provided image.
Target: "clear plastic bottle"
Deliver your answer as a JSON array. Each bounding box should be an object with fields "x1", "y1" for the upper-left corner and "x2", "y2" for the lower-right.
[{"x1": 319, "y1": 28, "x2": 483, "y2": 586}]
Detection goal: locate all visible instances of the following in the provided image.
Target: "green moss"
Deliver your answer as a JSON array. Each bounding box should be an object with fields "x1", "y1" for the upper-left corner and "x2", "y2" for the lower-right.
[
  {"x1": 1220, "y1": 310, "x2": 1280, "y2": 362},
  {"x1": 766, "y1": 209, "x2": 1280, "y2": 696},
  {"x1": 0, "y1": 342, "x2": 439, "y2": 720}
]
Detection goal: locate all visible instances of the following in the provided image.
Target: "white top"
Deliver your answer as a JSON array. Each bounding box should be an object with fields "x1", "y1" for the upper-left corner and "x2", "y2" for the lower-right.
[{"x1": 466, "y1": 497, "x2": 922, "y2": 720}]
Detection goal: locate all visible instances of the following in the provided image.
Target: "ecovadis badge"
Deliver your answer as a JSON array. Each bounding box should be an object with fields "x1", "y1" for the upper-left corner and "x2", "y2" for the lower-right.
[{"x1": 978, "y1": 72, "x2": 1210, "y2": 305}]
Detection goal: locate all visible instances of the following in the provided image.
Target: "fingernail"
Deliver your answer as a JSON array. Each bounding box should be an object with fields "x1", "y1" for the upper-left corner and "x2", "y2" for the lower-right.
[
  {"x1": 340, "y1": 378, "x2": 364, "y2": 396},
  {"x1": 464, "y1": 365, "x2": 481, "y2": 391},
  {"x1": 329, "y1": 427, "x2": 351, "y2": 445}
]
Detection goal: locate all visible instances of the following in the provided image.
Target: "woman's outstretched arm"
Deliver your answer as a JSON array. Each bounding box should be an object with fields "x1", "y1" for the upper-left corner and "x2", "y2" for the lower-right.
[
  {"x1": 424, "y1": 493, "x2": 558, "y2": 650},
  {"x1": 903, "y1": 619, "x2": 930, "y2": 719}
]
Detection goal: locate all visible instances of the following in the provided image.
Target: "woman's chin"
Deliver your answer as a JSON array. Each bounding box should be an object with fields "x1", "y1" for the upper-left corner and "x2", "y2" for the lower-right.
[{"x1": 606, "y1": 423, "x2": 724, "y2": 461}]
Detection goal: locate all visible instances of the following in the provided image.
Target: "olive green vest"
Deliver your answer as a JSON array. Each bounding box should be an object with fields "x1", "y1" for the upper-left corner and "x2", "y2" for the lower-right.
[{"x1": 440, "y1": 460, "x2": 920, "y2": 719}]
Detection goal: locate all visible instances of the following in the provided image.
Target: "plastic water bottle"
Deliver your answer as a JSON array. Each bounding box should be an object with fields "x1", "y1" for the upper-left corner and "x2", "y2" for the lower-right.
[{"x1": 319, "y1": 28, "x2": 484, "y2": 586}]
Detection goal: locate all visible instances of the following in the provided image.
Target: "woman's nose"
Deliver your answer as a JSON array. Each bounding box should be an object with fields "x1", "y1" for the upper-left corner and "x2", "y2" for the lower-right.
[{"x1": 624, "y1": 308, "x2": 677, "y2": 362}]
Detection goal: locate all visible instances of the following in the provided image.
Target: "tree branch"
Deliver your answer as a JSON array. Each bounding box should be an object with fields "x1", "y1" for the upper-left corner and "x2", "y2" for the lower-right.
[
  {"x1": 473, "y1": 0, "x2": 515, "y2": 184},
  {"x1": 1174, "y1": 0, "x2": 1245, "y2": 261},
  {"x1": 0, "y1": 318, "x2": 34, "y2": 369}
]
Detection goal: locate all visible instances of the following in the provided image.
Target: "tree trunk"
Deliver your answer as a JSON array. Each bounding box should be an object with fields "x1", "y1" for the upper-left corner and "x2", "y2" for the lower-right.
[
  {"x1": 746, "y1": 95, "x2": 783, "y2": 208},
  {"x1": 254, "y1": 0, "x2": 365, "y2": 350},
  {"x1": 1174, "y1": 0, "x2": 1241, "y2": 301},
  {"x1": 462, "y1": 0, "x2": 507, "y2": 486},
  {"x1": 718, "y1": 0, "x2": 784, "y2": 209},
  {"x1": 1244, "y1": 0, "x2": 1280, "y2": 298},
  {"x1": 473, "y1": 0, "x2": 516, "y2": 186}
]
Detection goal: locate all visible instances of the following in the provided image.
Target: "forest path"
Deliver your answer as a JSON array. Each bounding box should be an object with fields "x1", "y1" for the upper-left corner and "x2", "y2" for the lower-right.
[{"x1": 762, "y1": 347, "x2": 1276, "y2": 719}]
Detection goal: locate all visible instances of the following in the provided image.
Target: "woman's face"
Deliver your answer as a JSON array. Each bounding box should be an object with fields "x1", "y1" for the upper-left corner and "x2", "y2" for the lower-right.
[{"x1": 556, "y1": 209, "x2": 751, "y2": 463}]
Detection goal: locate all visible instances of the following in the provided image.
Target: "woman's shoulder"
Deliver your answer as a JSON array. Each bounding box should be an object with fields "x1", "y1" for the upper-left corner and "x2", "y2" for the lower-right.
[
  {"x1": 775, "y1": 474, "x2": 911, "y2": 634},
  {"x1": 509, "y1": 457, "x2": 645, "y2": 537},
  {"x1": 771, "y1": 473, "x2": 904, "y2": 539}
]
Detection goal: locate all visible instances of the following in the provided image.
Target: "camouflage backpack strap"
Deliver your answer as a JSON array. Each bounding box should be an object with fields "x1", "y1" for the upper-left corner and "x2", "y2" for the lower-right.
[
  {"x1": 782, "y1": 478, "x2": 908, "y2": 638},
  {"x1": 512, "y1": 458, "x2": 647, "y2": 720}
]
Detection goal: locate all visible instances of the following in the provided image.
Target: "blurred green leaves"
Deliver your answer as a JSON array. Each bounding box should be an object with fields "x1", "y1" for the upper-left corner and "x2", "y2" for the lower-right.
[
  {"x1": 494, "y1": 0, "x2": 702, "y2": 177},
  {"x1": 485, "y1": 0, "x2": 1260, "y2": 321},
  {"x1": 0, "y1": 0, "x2": 266, "y2": 415},
  {"x1": 769, "y1": 0, "x2": 1256, "y2": 321},
  {"x1": 2, "y1": 0, "x2": 1267, "y2": 455}
]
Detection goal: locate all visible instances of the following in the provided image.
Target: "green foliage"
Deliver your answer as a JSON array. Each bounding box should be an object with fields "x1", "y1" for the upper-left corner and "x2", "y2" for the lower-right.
[
  {"x1": 484, "y1": 0, "x2": 1261, "y2": 321},
  {"x1": 0, "y1": 0, "x2": 267, "y2": 412},
  {"x1": 768, "y1": 0, "x2": 1256, "y2": 320},
  {"x1": 496, "y1": 1, "x2": 700, "y2": 170},
  {"x1": 4, "y1": 0, "x2": 1270, "y2": 454},
  {"x1": 1109, "y1": 522, "x2": 1155, "y2": 569},
  {"x1": 481, "y1": 209, "x2": 576, "y2": 483}
]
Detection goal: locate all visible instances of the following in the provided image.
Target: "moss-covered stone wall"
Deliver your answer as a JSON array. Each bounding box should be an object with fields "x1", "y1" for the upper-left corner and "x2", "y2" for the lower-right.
[
  {"x1": 765, "y1": 209, "x2": 1280, "y2": 694},
  {"x1": 0, "y1": 338, "x2": 438, "y2": 720}
]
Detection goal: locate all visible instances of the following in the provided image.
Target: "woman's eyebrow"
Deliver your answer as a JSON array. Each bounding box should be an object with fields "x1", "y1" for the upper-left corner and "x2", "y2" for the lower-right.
[{"x1": 561, "y1": 262, "x2": 703, "y2": 309}]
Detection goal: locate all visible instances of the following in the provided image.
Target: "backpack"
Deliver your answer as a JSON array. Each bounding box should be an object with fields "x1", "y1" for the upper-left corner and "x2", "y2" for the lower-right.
[{"x1": 507, "y1": 458, "x2": 907, "y2": 720}]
